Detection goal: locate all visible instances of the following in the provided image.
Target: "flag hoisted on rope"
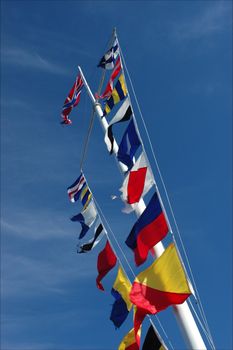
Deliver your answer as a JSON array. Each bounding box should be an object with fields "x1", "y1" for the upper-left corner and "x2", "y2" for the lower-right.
[
  {"x1": 120, "y1": 152, "x2": 154, "y2": 205},
  {"x1": 61, "y1": 74, "x2": 84, "y2": 125},
  {"x1": 98, "y1": 37, "x2": 119, "y2": 70},
  {"x1": 125, "y1": 191, "x2": 169, "y2": 266},
  {"x1": 67, "y1": 173, "x2": 86, "y2": 203},
  {"x1": 70, "y1": 200, "x2": 97, "y2": 239},
  {"x1": 104, "y1": 97, "x2": 132, "y2": 154},
  {"x1": 117, "y1": 119, "x2": 141, "y2": 171},
  {"x1": 97, "y1": 56, "x2": 122, "y2": 99},
  {"x1": 103, "y1": 74, "x2": 128, "y2": 116},
  {"x1": 96, "y1": 239, "x2": 117, "y2": 291},
  {"x1": 67, "y1": 173, "x2": 92, "y2": 208},
  {"x1": 142, "y1": 325, "x2": 167, "y2": 350},
  {"x1": 110, "y1": 266, "x2": 132, "y2": 328},
  {"x1": 118, "y1": 327, "x2": 140, "y2": 350},
  {"x1": 130, "y1": 243, "x2": 192, "y2": 337},
  {"x1": 77, "y1": 222, "x2": 105, "y2": 253}
]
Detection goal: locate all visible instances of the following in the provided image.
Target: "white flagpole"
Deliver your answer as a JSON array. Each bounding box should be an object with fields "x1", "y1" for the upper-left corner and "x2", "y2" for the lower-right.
[{"x1": 78, "y1": 66, "x2": 207, "y2": 350}]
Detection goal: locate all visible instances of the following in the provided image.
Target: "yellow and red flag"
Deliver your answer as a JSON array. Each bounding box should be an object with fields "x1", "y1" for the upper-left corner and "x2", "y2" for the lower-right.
[
  {"x1": 130, "y1": 243, "x2": 192, "y2": 334},
  {"x1": 118, "y1": 327, "x2": 141, "y2": 350}
]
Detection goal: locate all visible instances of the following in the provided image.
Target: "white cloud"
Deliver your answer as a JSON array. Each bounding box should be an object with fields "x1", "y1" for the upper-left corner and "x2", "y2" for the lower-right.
[
  {"x1": 1, "y1": 214, "x2": 70, "y2": 240},
  {"x1": 1, "y1": 249, "x2": 97, "y2": 298},
  {"x1": 2, "y1": 47, "x2": 69, "y2": 75},
  {"x1": 173, "y1": 1, "x2": 231, "y2": 41}
]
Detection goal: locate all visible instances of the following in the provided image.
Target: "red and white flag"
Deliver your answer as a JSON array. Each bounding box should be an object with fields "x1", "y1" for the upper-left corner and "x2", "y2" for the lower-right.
[{"x1": 120, "y1": 153, "x2": 154, "y2": 205}]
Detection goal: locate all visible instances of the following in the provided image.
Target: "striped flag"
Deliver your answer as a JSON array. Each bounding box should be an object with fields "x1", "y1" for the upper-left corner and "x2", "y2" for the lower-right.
[
  {"x1": 104, "y1": 97, "x2": 132, "y2": 154},
  {"x1": 67, "y1": 173, "x2": 85, "y2": 203},
  {"x1": 61, "y1": 74, "x2": 83, "y2": 125},
  {"x1": 67, "y1": 173, "x2": 92, "y2": 208},
  {"x1": 103, "y1": 74, "x2": 127, "y2": 116}
]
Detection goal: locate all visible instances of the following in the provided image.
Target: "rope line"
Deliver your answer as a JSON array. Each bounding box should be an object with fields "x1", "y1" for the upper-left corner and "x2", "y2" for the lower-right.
[
  {"x1": 188, "y1": 300, "x2": 216, "y2": 350},
  {"x1": 93, "y1": 195, "x2": 174, "y2": 349},
  {"x1": 79, "y1": 30, "x2": 213, "y2": 349},
  {"x1": 79, "y1": 30, "x2": 114, "y2": 170},
  {"x1": 119, "y1": 45, "x2": 215, "y2": 348}
]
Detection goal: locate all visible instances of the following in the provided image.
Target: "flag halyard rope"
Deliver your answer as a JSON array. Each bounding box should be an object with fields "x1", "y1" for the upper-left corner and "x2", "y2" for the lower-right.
[{"x1": 118, "y1": 39, "x2": 215, "y2": 349}]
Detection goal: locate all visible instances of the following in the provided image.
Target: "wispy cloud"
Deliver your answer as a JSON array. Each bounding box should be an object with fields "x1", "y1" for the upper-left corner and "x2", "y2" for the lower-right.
[
  {"x1": 1, "y1": 213, "x2": 71, "y2": 241},
  {"x1": 2, "y1": 47, "x2": 69, "y2": 75},
  {"x1": 1, "y1": 249, "x2": 97, "y2": 298},
  {"x1": 173, "y1": 1, "x2": 231, "y2": 41}
]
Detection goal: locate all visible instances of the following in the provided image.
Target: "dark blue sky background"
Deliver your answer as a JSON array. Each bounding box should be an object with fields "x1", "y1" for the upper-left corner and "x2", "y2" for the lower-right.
[{"x1": 1, "y1": 1, "x2": 232, "y2": 350}]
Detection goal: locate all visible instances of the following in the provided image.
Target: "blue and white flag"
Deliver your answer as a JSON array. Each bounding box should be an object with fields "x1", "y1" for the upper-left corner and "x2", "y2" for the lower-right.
[
  {"x1": 117, "y1": 119, "x2": 141, "y2": 171},
  {"x1": 77, "y1": 221, "x2": 105, "y2": 253},
  {"x1": 71, "y1": 201, "x2": 97, "y2": 239},
  {"x1": 98, "y1": 38, "x2": 119, "y2": 70}
]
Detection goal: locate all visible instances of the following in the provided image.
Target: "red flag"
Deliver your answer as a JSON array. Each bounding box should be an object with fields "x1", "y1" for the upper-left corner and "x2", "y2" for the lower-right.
[
  {"x1": 96, "y1": 240, "x2": 117, "y2": 291},
  {"x1": 120, "y1": 153, "x2": 154, "y2": 205}
]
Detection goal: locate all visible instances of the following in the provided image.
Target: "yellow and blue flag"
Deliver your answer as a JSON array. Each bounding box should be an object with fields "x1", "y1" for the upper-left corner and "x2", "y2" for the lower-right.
[
  {"x1": 103, "y1": 74, "x2": 127, "y2": 116},
  {"x1": 110, "y1": 266, "x2": 132, "y2": 328}
]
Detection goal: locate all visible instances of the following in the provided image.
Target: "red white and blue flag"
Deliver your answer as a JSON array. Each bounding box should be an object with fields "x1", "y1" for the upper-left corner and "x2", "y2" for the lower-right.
[
  {"x1": 125, "y1": 192, "x2": 169, "y2": 266},
  {"x1": 67, "y1": 173, "x2": 86, "y2": 203},
  {"x1": 61, "y1": 74, "x2": 84, "y2": 125}
]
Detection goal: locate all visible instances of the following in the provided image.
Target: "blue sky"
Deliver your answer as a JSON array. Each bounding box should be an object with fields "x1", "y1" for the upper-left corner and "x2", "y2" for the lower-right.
[{"x1": 1, "y1": 1, "x2": 232, "y2": 349}]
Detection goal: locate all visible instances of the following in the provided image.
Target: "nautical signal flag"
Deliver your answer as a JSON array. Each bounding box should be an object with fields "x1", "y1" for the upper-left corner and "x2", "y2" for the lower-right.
[
  {"x1": 96, "y1": 240, "x2": 117, "y2": 291},
  {"x1": 98, "y1": 38, "x2": 119, "y2": 70},
  {"x1": 61, "y1": 74, "x2": 84, "y2": 125},
  {"x1": 110, "y1": 266, "x2": 132, "y2": 328},
  {"x1": 98, "y1": 56, "x2": 122, "y2": 99},
  {"x1": 79, "y1": 185, "x2": 92, "y2": 209},
  {"x1": 67, "y1": 173, "x2": 92, "y2": 208},
  {"x1": 125, "y1": 191, "x2": 169, "y2": 266},
  {"x1": 117, "y1": 119, "x2": 141, "y2": 171},
  {"x1": 67, "y1": 173, "x2": 85, "y2": 203},
  {"x1": 103, "y1": 74, "x2": 127, "y2": 116},
  {"x1": 104, "y1": 97, "x2": 132, "y2": 154},
  {"x1": 120, "y1": 153, "x2": 154, "y2": 205},
  {"x1": 130, "y1": 243, "x2": 192, "y2": 334},
  {"x1": 70, "y1": 200, "x2": 97, "y2": 239},
  {"x1": 118, "y1": 328, "x2": 140, "y2": 350},
  {"x1": 77, "y1": 222, "x2": 105, "y2": 254},
  {"x1": 142, "y1": 325, "x2": 167, "y2": 350}
]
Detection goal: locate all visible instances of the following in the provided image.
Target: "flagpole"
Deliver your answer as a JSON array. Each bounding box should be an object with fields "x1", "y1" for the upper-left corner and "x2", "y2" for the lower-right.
[{"x1": 78, "y1": 66, "x2": 207, "y2": 350}]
